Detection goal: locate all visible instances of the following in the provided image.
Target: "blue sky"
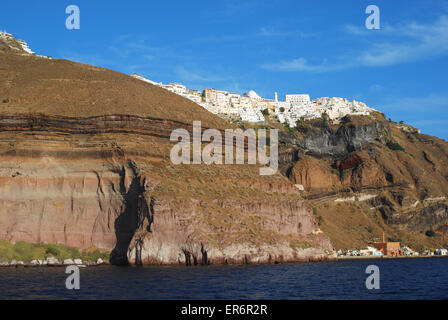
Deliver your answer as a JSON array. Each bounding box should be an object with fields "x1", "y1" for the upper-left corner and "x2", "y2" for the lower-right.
[{"x1": 1, "y1": 0, "x2": 448, "y2": 139}]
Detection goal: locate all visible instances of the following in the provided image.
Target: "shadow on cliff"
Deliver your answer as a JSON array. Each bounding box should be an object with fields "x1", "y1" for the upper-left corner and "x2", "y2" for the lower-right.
[{"x1": 109, "y1": 167, "x2": 152, "y2": 266}]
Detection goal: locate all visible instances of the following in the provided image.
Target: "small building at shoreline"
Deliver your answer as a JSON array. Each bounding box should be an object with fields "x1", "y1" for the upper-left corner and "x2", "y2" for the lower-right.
[{"x1": 369, "y1": 232, "x2": 403, "y2": 257}]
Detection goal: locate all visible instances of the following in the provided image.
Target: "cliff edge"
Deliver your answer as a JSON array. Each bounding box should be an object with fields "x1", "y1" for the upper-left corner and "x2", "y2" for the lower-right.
[{"x1": 278, "y1": 114, "x2": 448, "y2": 250}]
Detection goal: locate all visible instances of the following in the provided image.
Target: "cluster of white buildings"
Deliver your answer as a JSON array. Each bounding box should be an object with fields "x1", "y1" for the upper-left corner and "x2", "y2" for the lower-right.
[
  {"x1": 131, "y1": 74, "x2": 204, "y2": 105},
  {"x1": 0, "y1": 30, "x2": 50, "y2": 58},
  {"x1": 0, "y1": 257, "x2": 105, "y2": 267},
  {"x1": 276, "y1": 96, "x2": 374, "y2": 127},
  {"x1": 1, "y1": 30, "x2": 33, "y2": 54},
  {"x1": 341, "y1": 247, "x2": 384, "y2": 257},
  {"x1": 200, "y1": 88, "x2": 267, "y2": 122},
  {"x1": 131, "y1": 74, "x2": 376, "y2": 125},
  {"x1": 424, "y1": 248, "x2": 448, "y2": 256},
  {"x1": 338, "y1": 247, "x2": 448, "y2": 258}
]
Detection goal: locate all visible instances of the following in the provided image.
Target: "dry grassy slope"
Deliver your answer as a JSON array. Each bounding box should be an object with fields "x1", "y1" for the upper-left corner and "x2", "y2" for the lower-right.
[
  {"x1": 388, "y1": 126, "x2": 448, "y2": 196},
  {"x1": 0, "y1": 39, "x2": 228, "y2": 129},
  {"x1": 315, "y1": 201, "x2": 446, "y2": 252},
  {"x1": 0, "y1": 38, "x2": 292, "y2": 199}
]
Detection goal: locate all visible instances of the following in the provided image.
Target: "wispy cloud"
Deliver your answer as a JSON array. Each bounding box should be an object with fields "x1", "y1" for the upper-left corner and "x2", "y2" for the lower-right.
[
  {"x1": 61, "y1": 34, "x2": 178, "y2": 76},
  {"x1": 343, "y1": 24, "x2": 371, "y2": 36},
  {"x1": 262, "y1": 57, "x2": 345, "y2": 73},
  {"x1": 369, "y1": 84, "x2": 384, "y2": 91},
  {"x1": 174, "y1": 66, "x2": 232, "y2": 83},
  {"x1": 108, "y1": 35, "x2": 165, "y2": 60},
  {"x1": 263, "y1": 16, "x2": 448, "y2": 72},
  {"x1": 191, "y1": 26, "x2": 312, "y2": 44},
  {"x1": 201, "y1": 1, "x2": 274, "y2": 23},
  {"x1": 380, "y1": 93, "x2": 448, "y2": 111},
  {"x1": 59, "y1": 51, "x2": 115, "y2": 68},
  {"x1": 378, "y1": 93, "x2": 448, "y2": 139},
  {"x1": 258, "y1": 27, "x2": 311, "y2": 39},
  {"x1": 359, "y1": 16, "x2": 448, "y2": 66},
  {"x1": 411, "y1": 119, "x2": 448, "y2": 126},
  {"x1": 172, "y1": 67, "x2": 261, "y2": 95}
]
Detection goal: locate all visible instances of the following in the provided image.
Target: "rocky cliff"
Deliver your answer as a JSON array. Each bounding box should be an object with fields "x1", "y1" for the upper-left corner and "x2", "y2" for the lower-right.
[
  {"x1": 0, "y1": 37, "x2": 332, "y2": 265},
  {"x1": 279, "y1": 114, "x2": 448, "y2": 250}
]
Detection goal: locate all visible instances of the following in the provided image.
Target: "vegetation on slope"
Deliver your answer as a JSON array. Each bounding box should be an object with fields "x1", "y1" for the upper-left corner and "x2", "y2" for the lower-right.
[{"x1": 0, "y1": 239, "x2": 109, "y2": 263}]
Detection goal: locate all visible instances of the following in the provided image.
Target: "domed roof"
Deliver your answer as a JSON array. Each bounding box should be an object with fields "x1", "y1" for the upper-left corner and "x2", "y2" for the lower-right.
[{"x1": 246, "y1": 90, "x2": 261, "y2": 99}]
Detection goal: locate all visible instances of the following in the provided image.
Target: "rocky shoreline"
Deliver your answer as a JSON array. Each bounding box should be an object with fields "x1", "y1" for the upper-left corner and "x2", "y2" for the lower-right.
[
  {"x1": 0, "y1": 257, "x2": 106, "y2": 268},
  {"x1": 0, "y1": 255, "x2": 337, "y2": 268},
  {"x1": 337, "y1": 255, "x2": 448, "y2": 261}
]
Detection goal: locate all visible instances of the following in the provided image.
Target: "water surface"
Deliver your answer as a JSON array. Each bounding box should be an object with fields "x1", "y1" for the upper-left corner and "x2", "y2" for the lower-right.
[{"x1": 0, "y1": 257, "x2": 447, "y2": 299}]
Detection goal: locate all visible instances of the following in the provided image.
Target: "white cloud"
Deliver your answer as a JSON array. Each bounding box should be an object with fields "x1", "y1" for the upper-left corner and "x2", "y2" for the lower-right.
[
  {"x1": 258, "y1": 27, "x2": 311, "y2": 39},
  {"x1": 262, "y1": 57, "x2": 346, "y2": 73},
  {"x1": 173, "y1": 67, "x2": 261, "y2": 95},
  {"x1": 343, "y1": 24, "x2": 371, "y2": 36},
  {"x1": 59, "y1": 51, "x2": 114, "y2": 68},
  {"x1": 191, "y1": 26, "x2": 312, "y2": 44},
  {"x1": 369, "y1": 84, "x2": 384, "y2": 91},
  {"x1": 263, "y1": 16, "x2": 448, "y2": 72},
  {"x1": 174, "y1": 66, "x2": 232, "y2": 83},
  {"x1": 109, "y1": 37, "x2": 163, "y2": 59},
  {"x1": 411, "y1": 119, "x2": 448, "y2": 126},
  {"x1": 359, "y1": 16, "x2": 448, "y2": 66},
  {"x1": 380, "y1": 93, "x2": 448, "y2": 111},
  {"x1": 377, "y1": 93, "x2": 448, "y2": 139}
]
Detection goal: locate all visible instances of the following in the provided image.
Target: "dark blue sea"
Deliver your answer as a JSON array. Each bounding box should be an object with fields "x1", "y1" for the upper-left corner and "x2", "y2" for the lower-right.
[{"x1": 0, "y1": 257, "x2": 447, "y2": 300}]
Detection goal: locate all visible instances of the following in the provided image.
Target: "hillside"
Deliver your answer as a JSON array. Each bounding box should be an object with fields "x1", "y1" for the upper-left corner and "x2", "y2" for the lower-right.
[
  {"x1": 1, "y1": 32, "x2": 447, "y2": 262},
  {"x1": 0, "y1": 38, "x2": 228, "y2": 129},
  {"x1": 275, "y1": 114, "x2": 448, "y2": 251},
  {"x1": 0, "y1": 36, "x2": 332, "y2": 265}
]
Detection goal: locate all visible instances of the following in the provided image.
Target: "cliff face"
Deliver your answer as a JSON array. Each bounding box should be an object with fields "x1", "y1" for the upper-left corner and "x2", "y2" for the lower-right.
[
  {"x1": 0, "y1": 39, "x2": 333, "y2": 265},
  {"x1": 127, "y1": 197, "x2": 330, "y2": 265},
  {"x1": 302, "y1": 116, "x2": 390, "y2": 156},
  {"x1": 0, "y1": 155, "x2": 141, "y2": 250},
  {"x1": 0, "y1": 126, "x2": 332, "y2": 265},
  {"x1": 281, "y1": 115, "x2": 448, "y2": 250}
]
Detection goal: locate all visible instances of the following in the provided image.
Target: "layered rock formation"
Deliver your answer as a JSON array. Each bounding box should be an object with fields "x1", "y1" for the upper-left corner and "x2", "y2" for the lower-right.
[
  {"x1": 280, "y1": 115, "x2": 448, "y2": 250},
  {"x1": 0, "y1": 37, "x2": 332, "y2": 265},
  {"x1": 3, "y1": 31, "x2": 446, "y2": 259},
  {"x1": 127, "y1": 197, "x2": 330, "y2": 265}
]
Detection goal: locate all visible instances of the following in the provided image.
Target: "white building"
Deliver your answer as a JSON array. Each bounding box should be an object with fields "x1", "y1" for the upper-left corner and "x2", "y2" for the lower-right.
[
  {"x1": 360, "y1": 247, "x2": 383, "y2": 256},
  {"x1": 285, "y1": 94, "x2": 310, "y2": 105},
  {"x1": 16, "y1": 39, "x2": 34, "y2": 54},
  {"x1": 0, "y1": 30, "x2": 12, "y2": 38},
  {"x1": 130, "y1": 73, "x2": 162, "y2": 86},
  {"x1": 245, "y1": 90, "x2": 263, "y2": 102},
  {"x1": 239, "y1": 107, "x2": 265, "y2": 123},
  {"x1": 1, "y1": 30, "x2": 52, "y2": 58},
  {"x1": 163, "y1": 83, "x2": 187, "y2": 95},
  {"x1": 203, "y1": 88, "x2": 228, "y2": 107},
  {"x1": 0, "y1": 31, "x2": 34, "y2": 54},
  {"x1": 128, "y1": 72, "x2": 375, "y2": 125},
  {"x1": 184, "y1": 93, "x2": 202, "y2": 104}
]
